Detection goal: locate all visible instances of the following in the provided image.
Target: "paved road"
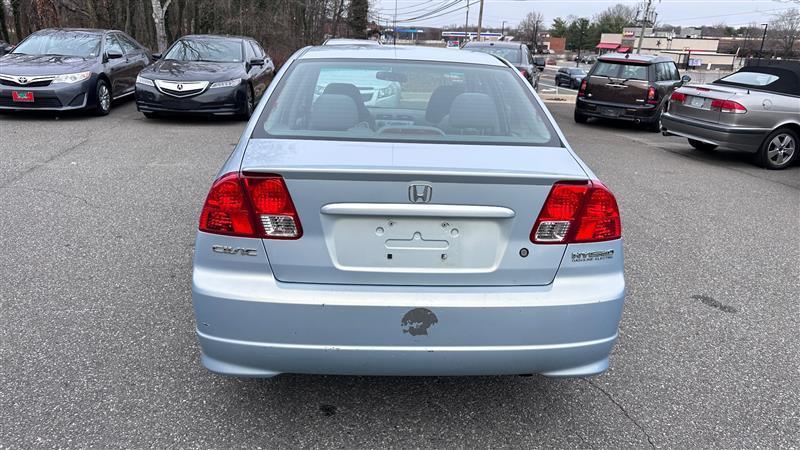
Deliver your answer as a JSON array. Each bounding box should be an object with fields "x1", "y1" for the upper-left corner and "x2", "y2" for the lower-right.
[{"x1": 1, "y1": 100, "x2": 798, "y2": 448}]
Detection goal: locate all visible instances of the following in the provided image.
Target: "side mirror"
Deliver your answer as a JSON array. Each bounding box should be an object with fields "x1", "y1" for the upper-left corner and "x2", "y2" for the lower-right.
[
  {"x1": 106, "y1": 51, "x2": 123, "y2": 60},
  {"x1": 249, "y1": 58, "x2": 265, "y2": 67},
  {"x1": 681, "y1": 75, "x2": 691, "y2": 84},
  {"x1": 152, "y1": 52, "x2": 162, "y2": 60}
]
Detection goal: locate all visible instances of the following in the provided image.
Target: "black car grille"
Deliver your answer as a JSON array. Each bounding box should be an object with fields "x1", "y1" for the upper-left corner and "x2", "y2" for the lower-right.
[
  {"x1": 160, "y1": 87, "x2": 205, "y2": 97},
  {"x1": 0, "y1": 79, "x2": 53, "y2": 87},
  {"x1": 0, "y1": 96, "x2": 63, "y2": 108}
]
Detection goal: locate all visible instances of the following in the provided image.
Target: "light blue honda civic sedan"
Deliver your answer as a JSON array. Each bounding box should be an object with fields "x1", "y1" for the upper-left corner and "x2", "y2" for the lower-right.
[{"x1": 191, "y1": 45, "x2": 625, "y2": 378}]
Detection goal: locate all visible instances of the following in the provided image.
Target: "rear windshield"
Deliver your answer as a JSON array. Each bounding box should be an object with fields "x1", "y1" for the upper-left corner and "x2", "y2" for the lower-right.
[
  {"x1": 592, "y1": 61, "x2": 649, "y2": 81},
  {"x1": 718, "y1": 72, "x2": 778, "y2": 86},
  {"x1": 463, "y1": 46, "x2": 522, "y2": 64},
  {"x1": 163, "y1": 39, "x2": 243, "y2": 63},
  {"x1": 253, "y1": 59, "x2": 559, "y2": 147}
]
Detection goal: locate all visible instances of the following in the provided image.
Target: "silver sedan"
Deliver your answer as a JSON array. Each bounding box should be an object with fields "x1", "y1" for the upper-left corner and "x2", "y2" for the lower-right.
[
  {"x1": 662, "y1": 60, "x2": 799, "y2": 169},
  {"x1": 191, "y1": 45, "x2": 625, "y2": 378}
]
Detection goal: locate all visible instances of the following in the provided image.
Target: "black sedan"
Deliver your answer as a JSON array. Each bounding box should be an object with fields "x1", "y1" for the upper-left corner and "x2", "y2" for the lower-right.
[
  {"x1": 555, "y1": 67, "x2": 587, "y2": 89},
  {"x1": 135, "y1": 35, "x2": 274, "y2": 119},
  {"x1": 0, "y1": 28, "x2": 151, "y2": 114},
  {"x1": 0, "y1": 40, "x2": 12, "y2": 55}
]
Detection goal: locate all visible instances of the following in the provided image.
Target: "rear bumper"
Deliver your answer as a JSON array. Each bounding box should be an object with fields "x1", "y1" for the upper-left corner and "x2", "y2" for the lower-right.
[
  {"x1": 0, "y1": 79, "x2": 92, "y2": 110},
  {"x1": 191, "y1": 232, "x2": 625, "y2": 378},
  {"x1": 661, "y1": 112, "x2": 769, "y2": 152},
  {"x1": 135, "y1": 83, "x2": 245, "y2": 115},
  {"x1": 576, "y1": 98, "x2": 659, "y2": 122}
]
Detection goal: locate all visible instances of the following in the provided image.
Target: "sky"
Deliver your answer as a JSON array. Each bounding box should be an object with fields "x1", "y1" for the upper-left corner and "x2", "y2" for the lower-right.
[{"x1": 371, "y1": 0, "x2": 798, "y2": 30}]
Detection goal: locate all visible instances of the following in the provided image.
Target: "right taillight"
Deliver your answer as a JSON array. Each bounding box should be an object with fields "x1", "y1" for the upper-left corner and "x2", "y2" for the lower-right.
[
  {"x1": 710, "y1": 99, "x2": 746, "y2": 114},
  {"x1": 578, "y1": 79, "x2": 587, "y2": 97},
  {"x1": 531, "y1": 180, "x2": 621, "y2": 244},
  {"x1": 199, "y1": 172, "x2": 302, "y2": 239}
]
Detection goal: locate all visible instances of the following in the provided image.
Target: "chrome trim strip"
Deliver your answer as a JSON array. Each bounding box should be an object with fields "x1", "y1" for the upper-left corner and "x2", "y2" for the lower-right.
[
  {"x1": 198, "y1": 328, "x2": 619, "y2": 352},
  {"x1": 0, "y1": 74, "x2": 56, "y2": 84},
  {"x1": 321, "y1": 203, "x2": 516, "y2": 218}
]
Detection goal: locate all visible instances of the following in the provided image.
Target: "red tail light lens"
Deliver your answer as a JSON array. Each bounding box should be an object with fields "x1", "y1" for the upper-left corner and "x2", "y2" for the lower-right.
[
  {"x1": 710, "y1": 99, "x2": 747, "y2": 114},
  {"x1": 578, "y1": 79, "x2": 587, "y2": 97},
  {"x1": 243, "y1": 176, "x2": 302, "y2": 239},
  {"x1": 646, "y1": 86, "x2": 658, "y2": 104},
  {"x1": 199, "y1": 173, "x2": 255, "y2": 237},
  {"x1": 670, "y1": 91, "x2": 686, "y2": 103},
  {"x1": 199, "y1": 173, "x2": 302, "y2": 239},
  {"x1": 531, "y1": 181, "x2": 621, "y2": 244}
]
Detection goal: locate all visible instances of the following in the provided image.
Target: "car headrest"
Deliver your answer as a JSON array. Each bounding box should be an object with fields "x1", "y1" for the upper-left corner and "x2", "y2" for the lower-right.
[
  {"x1": 448, "y1": 93, "x2": 500, "y2": 132},
  {"x1": 425, "y1": 84, "x2": 465, "y2": 123},
  {"x1": 310, "y1": 94, "x2": 359, "y2": 131},
  {"x1": 323, "y1": 82, "x2": 362, "y2": 99}
]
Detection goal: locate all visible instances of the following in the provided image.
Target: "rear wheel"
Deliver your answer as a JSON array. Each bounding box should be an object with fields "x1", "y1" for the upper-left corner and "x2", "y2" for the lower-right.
[
  {"x1": 142, "y1": 112, "x2": 157, "y2": 119},
  {"x1": 758, "y1": 128, "x2": 797, "y2": 170},
  {"x1": 688, "y1": 139, "x2": 718, "y2": 151},
  {"x1": 93, "y1": 80, "x2": 111, "y2": 116},
  {"x1": 574, "y1": 110, "x2": 588, "y2": 124},
  {"x1": 646, "y1": 105, "x2": 666, "y2": 132}
]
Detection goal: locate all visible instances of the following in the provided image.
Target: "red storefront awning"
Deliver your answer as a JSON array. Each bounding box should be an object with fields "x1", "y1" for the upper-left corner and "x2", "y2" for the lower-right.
[
  {"x1": 596, "y1": 42, "x2": 620, "y2": 50},
  {"x1": 617, "y1": 46, "x2": 631, "y2": 53}
]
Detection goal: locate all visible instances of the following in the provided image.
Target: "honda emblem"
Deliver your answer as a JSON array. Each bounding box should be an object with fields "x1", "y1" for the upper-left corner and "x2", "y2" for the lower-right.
[{"x1": 408, "y1": 183, "x2": 432, "y2": 203}]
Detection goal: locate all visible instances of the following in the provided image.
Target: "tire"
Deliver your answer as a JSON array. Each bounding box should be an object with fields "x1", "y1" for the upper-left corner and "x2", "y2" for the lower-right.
[
  {"x1": 646, "y1": 104, "x2": 667, "y2": 132},
  {"x1": 574, "y1": 110, "x2": 588, "y2": 124},
  {"x1": 757, "y1": 128, "x2": 798, "y2": 170},
  {"x1": 93, "y1": 79, "x2": 111, "y2": 116},
  {"x1": 239, "y1": 85, "x2": 255, "y2": 121},
  {"x1": 570, "y1": 80, "x2": 578, "y2": 89},
  {"x1": 142, "y1": 112, "x2": 157, "y2": 119},
  {"x1": 688, "y1": 139, "x2": 718, "y2": 151}
]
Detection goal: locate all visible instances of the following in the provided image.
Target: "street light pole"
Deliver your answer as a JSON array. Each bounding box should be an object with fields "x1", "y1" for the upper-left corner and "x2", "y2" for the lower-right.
[
  {"x1": 501, "y1": 21, "x2": 506, "y2": 37},
  {"x1": 759, "y1": 23, "x2": 768, "y2": 56}
]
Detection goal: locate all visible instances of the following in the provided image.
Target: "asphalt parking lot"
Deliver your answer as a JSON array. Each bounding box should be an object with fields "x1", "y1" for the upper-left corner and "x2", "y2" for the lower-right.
[{"x1": 1, "y1": 99, "x2": 798, "y2": 448}]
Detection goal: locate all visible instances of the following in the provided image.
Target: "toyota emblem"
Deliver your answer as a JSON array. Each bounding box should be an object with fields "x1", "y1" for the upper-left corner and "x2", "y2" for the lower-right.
[
  {"x1": 17, "y1": 76, "x2": 28, "y2": 85},
  {"x1": 176, "y1": 84, "x2": 183, "y2": 91}
]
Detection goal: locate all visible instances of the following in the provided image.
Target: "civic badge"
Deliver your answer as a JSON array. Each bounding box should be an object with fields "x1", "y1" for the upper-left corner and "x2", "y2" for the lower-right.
[{"x1": 408, "y1": 183, "x2": 432, "y2": 203}]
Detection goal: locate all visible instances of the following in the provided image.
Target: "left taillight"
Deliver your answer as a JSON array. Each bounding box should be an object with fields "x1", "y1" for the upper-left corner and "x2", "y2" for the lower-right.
[
  {"x1": 578, "y1": 79, "x2": 588, "y2": 98},
  {"x1": 199, "y1": 172, "x2": 302, "y2": 239},
  {"x1": 531, "y1": 180, "x2": 621, "y2": 244}
]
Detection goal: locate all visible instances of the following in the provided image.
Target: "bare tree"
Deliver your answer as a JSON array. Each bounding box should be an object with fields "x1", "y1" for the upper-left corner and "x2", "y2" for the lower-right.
[
  {"x1": 769, "y1": 8, "x2": 800, "y2": 57},
  {"x1": 149, "y1": 0, "x2": 172, "y2": 52},
  {"x1": 2, "y1": 0, "x2": 18, "y2": 43},
  {"x1": 517, "y1": 11, "x2": 544, "y2": 50}
]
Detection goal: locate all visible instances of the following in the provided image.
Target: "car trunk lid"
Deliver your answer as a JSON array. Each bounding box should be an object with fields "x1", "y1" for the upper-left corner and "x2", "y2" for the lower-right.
[
  {"x1": 669, "y1": 83, "x2": 744, "y2": 124},
  {"x1": 241, "y1": 139, "x2": 588, "y2": 286},
  {"x1": 586, "y1": 60, "x2": 651, "y2": 105}
]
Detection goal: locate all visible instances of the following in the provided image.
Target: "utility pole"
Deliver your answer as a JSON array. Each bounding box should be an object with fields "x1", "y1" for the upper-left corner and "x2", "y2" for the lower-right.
[
  {"x1": 759, "y1": 23, "x2": 768, "y2": 56},
  {"x1": 636, "y1": 0, "x2": 653, "y2": 54},
  {"x1": 393, "y1": 0, "x2": 398, "y2": 45},
  {"x1": 501, "y1": 21, "x2": 506, "y2": 37},
  {"x1": 464, "y1": 0, "x2": 470, "y2": 44},
  {"x1": 476, "y1": 0, "x2": 485, "y2": 42}
]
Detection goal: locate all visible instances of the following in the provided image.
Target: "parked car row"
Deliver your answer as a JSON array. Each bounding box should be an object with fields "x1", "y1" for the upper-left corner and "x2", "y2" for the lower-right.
[
  {"x1": 0, "y1": 28, "x2": 274, "y2": 119},
  {"x1": 571, "y1": 53, "x2": 798, "y2": 169}
]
